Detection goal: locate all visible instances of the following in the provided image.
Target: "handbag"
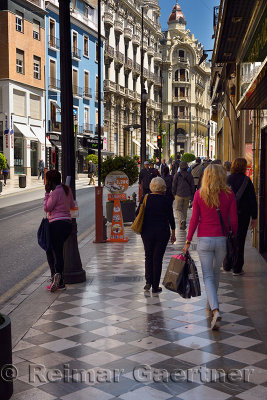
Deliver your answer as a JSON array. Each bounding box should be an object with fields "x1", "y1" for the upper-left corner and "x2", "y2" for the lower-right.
[
  {"x1": 163, "y1": 254, "x2": 186, "y2": 292},
  {"x1": 217, "y1": 208, "x2": 238, "y2": 271},
  {"x1": 37, "y1": 217, "x2": 51, "y2": 251},
  {"x1": 131, "y1": 194, "x2": 148, "y2": 234}
]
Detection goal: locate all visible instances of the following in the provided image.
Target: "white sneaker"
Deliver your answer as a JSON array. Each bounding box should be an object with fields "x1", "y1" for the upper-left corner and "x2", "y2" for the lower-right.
[
  {"x1": 211, "y1": 311, "x2": 221, "y2": 330},
  {"x1": 50, "y1": 273, "x2": 61, "y2": 293}
]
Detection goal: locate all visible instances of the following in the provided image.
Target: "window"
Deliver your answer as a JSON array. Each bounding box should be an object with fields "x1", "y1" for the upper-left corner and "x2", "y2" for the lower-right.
[
  {"x1": 174, "y1": 87, "x2": 178, "y2": 98},
  {"x1": 115, "y1": 70, "x2": 119, "y2": 84},
  {"x1": 33, "y1": 20, "x2": 40, "y2": 40},
  {"x1": 174, "y1": 70, "x2": 178, "y2": 81},
  {"x1": 95, "y1": 76, "x2": 99, "y2": 99},
  {"x1": 49, "y1": 19, "x2": 56, "y2": 46},
  {"x1": 105, "y1": 65, "x2": 109, "y2": 80},
  {"x1": 125, "y1": 74, "x2": 128, "y2": 89},
  {"x1": 30, "y1": 94, "x2": 41, "y2": 119},
  {"x1": 13, "y1": 89, "x2": 26, "y2": 116},
  {"x1": 179, "y1": 50, "x2": 185, "y2": 58},
  {"x1": 73, "y1": 69, "x2": 78, "y2": 95},
  {"x1": 16, "y1": 11, "x2": 23, "y2": 33},
  {"x1": 73, "y1": 31, "x2": 78, "y2": 57},
  {"x1": 16, "y1": 49, "x2": 24, "y2": 74},
  {"x1": 33, "y1": 56, "x2": 41, "y2": 79},
  {"x1": 84, "y1": 35, "x2": 89, "y2": 57},
  {"x1": 84, "y1": 107, "x2": 89, "y2": 126},
  {"x1": 133, "y1": 78, "x2": 136, "y2": 92},
  {"x1": 84, "y1": 71, "x2": 89, "y2": 96}
]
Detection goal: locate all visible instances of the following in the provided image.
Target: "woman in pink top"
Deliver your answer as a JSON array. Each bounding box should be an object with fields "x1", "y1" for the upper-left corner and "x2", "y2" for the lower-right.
[
  {"x1": 183, "y1": 164, "x2": 238, "y2": 330},
  {"x1": 44, "y1": 170, "x2": 75, "y2": 292}
]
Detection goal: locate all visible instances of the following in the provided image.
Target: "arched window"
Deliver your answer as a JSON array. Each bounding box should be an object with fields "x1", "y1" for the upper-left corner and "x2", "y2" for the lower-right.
[{"x1": 174, "y1": 70, "x2": 179, "y2": 81}]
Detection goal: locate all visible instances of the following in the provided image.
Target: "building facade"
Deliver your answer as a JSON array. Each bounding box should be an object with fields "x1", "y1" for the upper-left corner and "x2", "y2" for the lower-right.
[
  {"x1": 211, "y1": 0, "x2": 267, "y2": 254},
  {"x1": 103, "y1": 0, "x2": 162, "y2": 158},
  {"x1": 45, "y1": 0, "x2": 103, "y2": 172},
  {"x1": 0, "y1": 0, "x2": 46, "y2": 178},
  {"x1": 161, "y1": 3, "x2": 211, "y2": 158}
]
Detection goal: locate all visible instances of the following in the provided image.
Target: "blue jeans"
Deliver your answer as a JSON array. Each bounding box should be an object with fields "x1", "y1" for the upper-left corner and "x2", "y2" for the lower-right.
[{"x1": 197, "y1": 237, "x2": 226, "y2": 311}]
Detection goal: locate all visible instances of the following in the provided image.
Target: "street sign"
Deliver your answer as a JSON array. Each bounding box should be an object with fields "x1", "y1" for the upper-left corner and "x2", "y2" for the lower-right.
[
  {"x1": 49, "y1": 133, "x2": 60, "y2": 141},
  {"x1": 73, "y1": 109, "x2": 77, "y2": 115},
  {"x1": 87, "y1": 136, "x2": 103, "y2": 149}
]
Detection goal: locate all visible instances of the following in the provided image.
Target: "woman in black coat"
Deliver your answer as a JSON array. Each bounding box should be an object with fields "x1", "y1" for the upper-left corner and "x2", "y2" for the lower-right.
[
  {"x1": 227, "y1": 158, "x2": 257, "y2": 276},
  {"x1": 161, "y1": 166, "x2": 174, "y2": 204},
  {"x1": 141, "y1": 177, "x2": 176, "y2": 293}
]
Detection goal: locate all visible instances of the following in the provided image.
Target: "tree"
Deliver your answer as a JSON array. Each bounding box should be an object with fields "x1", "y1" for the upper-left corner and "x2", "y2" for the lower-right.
[
  {"x1": 101, "y1": 156, "x2": 138, "y2": 186},
  {"x1": 181, "y1": 153, "x2": 195, "y2": 163},
  {"x1": 0, "y1": 153, "x2": 7, "y2": 171}
]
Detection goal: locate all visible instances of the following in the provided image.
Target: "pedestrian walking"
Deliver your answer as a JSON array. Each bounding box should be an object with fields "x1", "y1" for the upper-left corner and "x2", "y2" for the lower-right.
[
  {"x1": 170, "y1": 160, "x2": 176, "y2": 176},
  {"x1": 149, "y1": 162, "x2": 160, "y2": 178},
  {"x1": 139, "y1": 161, "x2": 152, "y2": 196},
  {"x1": 172, "y1": 161, "x2": 195, "y2": 230},
  {"x1": 183, "y1": 164, "x2": 238, "y2": 329},
  {"x1": 162, "y1": 166, "x2": 174, "y2": 204},
  {"x1": 227, "y1": 158, "x2": 257, "y2": 276},
  {"x1": 141, "y1": 177, "x2": 176, "y2": 293},
  {"x1": 174, "y1": 154, "x2": 181, "y2": 174},
  {"x1": 44, "y1": 170, "x2": 74, "y2": 292},
  {"x1": 2, "y1": 163, "x2": 9, "y2": 186},
  {"x1": 38, "y1": 159, "x2": 44, "y2": 180},
  {"x1": 160, "y1": 159, "x2": 168, "y2": 175},
  {"x1": 88, "y1": 160, "x2": 96, "y2": 185},
  {"x1": 190, "y1": 157, "x2": 204, "y2": 191},
  {"x1": 224, "y1": 161, "x2": 231, "y2": 176}
]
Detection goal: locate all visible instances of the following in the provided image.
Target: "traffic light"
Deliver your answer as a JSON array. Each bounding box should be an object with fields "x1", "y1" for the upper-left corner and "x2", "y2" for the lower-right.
[{"x1": 157, "y1": 134, "x2": 162, "y2": 148}]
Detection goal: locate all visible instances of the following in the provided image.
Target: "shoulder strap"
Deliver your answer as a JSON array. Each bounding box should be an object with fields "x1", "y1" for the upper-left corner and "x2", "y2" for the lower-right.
[
  {"x1": 216, "y1": 208, "x2": 227, "y2": 236},
  {"x1": 143, "y1": 194, "x2": 148, "y2": 206},
  {"x1": 236, "y1": 176, "x2": 249, "y2": 202}
]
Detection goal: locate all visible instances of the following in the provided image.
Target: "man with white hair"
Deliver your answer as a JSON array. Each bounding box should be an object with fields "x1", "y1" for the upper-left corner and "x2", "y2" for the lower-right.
[{"x1": 88, "y1": 160, "x2": 96, "y2": 185}]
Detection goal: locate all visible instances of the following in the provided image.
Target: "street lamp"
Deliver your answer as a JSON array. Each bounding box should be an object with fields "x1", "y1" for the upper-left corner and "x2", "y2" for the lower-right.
[
  {"x1": 130, "y1": 126, "x2": 134, "y2": 157},
  {"x1": 207, "y1": 121, "x2": 211, "y2": 158},
  {"x1": 173, "y1": 116, "x2": 178, "y2": 160}
]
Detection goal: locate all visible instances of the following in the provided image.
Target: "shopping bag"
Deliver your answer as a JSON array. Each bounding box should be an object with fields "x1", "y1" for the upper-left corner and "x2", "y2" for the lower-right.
[
  {"x1": 186, "y1": 252, "x2": 201, "y2": 297},
  {"x1": 37, "y1": 218, "x2": 51, "y2": 251},
  {"x1": 163, "y1": 254, "x2": 186, "y2": 292},
  {"x1": 223, "y1": 231, "x2": 238, "y2": 271},
  {"x1": 131, "y1": 194, "x2": 148, "y2": 234}
]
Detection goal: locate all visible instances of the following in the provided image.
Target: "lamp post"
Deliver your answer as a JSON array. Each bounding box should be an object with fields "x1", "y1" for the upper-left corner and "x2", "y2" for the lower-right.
[
  {"x1": 207, "y1": 121, "x2": 211, "y2": 158},
  {"x1": 58, "y1": 0, "x2": 85, "y2": 283},
  {"x1": 130, "y1": 126, "x2": 134, "y2": 157},
  {"x1": 174, "y1": 116, "x2": 178, "y2": 160},
  {"x1": 140, "y1": 6, "x2": 147, "y2": 168}
]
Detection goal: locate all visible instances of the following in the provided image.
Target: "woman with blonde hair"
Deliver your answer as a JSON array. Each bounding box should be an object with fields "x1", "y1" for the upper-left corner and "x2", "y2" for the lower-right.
[
  {"x1": 183, "y1": 164, "x2": 238, "y2": 329},
  {"x1": 141, "y1": 177, "x2": 176, "y2": 293}
]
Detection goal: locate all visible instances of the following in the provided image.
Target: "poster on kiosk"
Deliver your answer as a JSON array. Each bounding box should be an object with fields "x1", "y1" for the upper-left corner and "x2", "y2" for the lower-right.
[{"x1": 105, "y1": 171, "x2": 129, "y2": 242}]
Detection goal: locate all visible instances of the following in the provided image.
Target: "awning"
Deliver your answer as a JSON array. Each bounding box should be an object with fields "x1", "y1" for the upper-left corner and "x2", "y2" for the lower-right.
[
  {"x1": 91, "y1": 149, "x2": 114, "y2": 156},
  {"x1": 133, "y1": 139, "x2": 141, "y2": 147},
  {"x1": 31, "y1": 126, "x2": 52, "y2": 147},
  {"x1": 14, "y1": 123, "x2": 37, "y2": 140},
  {"x1": 50, "y1": 139, "x2": 62, "y2": 150},
  {"x1": 147, "y1": 141, "x2": 157, "y2": 150}
]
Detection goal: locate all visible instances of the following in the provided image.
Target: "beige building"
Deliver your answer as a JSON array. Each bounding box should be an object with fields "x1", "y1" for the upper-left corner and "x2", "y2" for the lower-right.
[
  {"x1": 161, "y1": 3, "x2": 211, "y2": 157},
  {"x1": 103, "y1": 0, "x2": 162, "y2": 158}
]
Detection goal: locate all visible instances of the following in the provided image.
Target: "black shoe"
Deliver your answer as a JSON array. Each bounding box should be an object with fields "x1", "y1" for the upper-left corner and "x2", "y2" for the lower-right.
[
  {"x1": 144, "y1": 283, "x2": 151, "y2": 291},
  {"x1": 152, "y1": 287, "x2": 162, "y2": 294}
]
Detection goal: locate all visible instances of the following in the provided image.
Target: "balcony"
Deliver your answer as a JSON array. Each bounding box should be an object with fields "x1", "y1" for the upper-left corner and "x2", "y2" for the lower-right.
[
  {"x1": 154, "y1": 51, "x2": 162, "y2": 63},
  {"x1": 143, "y1": 68, "x2": 148, "y2": 78},
  {"x1": 48, "y1": 35, "x2": 60, "y2": 50},
  {"x1": 125, "y1": 57, "x2": 133, "y2": 70},
  {"x1": 103, "y1": 79, "x2": 116, "y2": 92},
  {"x1": 125, "y1": 88, "x2": 134, "y2": 99},
  {"x1": 147, "y1": 99, "x2": 155, "y2": 108},
  {"x1": 116, "y1": 84, "x2": 125, "y2": 96},
  {"x1": 147, "y1": 71, "x2": 154, "y2": 81},
  {"x1": 83, "y1": 123, "x2": 93, "y2": 134},
  {"x1": 104, "y1": 44, "x2": 114, "y2": 60},
  {"x1": 133, "y1": 61, "x2": 141, "y2": 74},
  {"x1": 173, "y1": 95, "x2": 189, "y2": 102},
  {"x1": 155, "y1": 101, "x2": 161, "y2": 111},
  {"x1": 124, "y1": 27, "x2": 132, "y2": 41},
  {"x1": 49, "y1": 77, "x2": 60, "y2": 91},
  {"x1": 154, "y1": 75, "x2": 161, "y2": 86},
  {"x1": 142, "y1": 42, "x2": 148, "y2": 52},
  {"x1": 83, "y1": 88, "x2": 92, "y2": 98},
  {"x1": 114, "y1": 20, "x2": 123, "y2": 35},
  {"x1": 72, "y1": 47, "x2": 81, "y2": 61},
  {"x1": 73, "y1": 85, "x2": 83, "y2": 97},
  {"x1": 104, "y1": 11, "x2": 113, "y2": 27},
  {"x1": 27, "y1": 0, "x2": 44, "y2": 9},
  {"x1": 134, "y1": 92, "x2": 141, "y2": 102},
  {"x1": 49, "y1": 120, "x2": 61, "y2": 132},
  {"x1": 132, "y1": 34, "x2": 141, "y2": 46},
  {"x1": 147, "y1": 45, "x2": 154, "y2": 57},
  {"x1": 114, "y1": 50, "x2": 124, "y2": 65},
  {"x1": 177, "y1": 57, "x2": 189, "y2": 64}
]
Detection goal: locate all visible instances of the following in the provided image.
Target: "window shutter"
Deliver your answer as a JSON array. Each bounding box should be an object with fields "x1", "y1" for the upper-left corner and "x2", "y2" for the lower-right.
[
  {"x1": 73, "y1": 69, "x2": 78, "y2": 86},
  {"x1": 33, "y1": 20, "x2": 39, "y2": 32},
  {"x1": 50, "y1": 60, "x2": 56, "y2": 78},
  {"x1": 84, "y1": 71, "x2": 89, "y2": 89},
  {"x1": 16, "y1": 50, "x2": 24, "y2": 62},
  {"x1": 13, "y1": 90, "x2": 26, "y2": 116},
  {"x1": 30, "y1": 94, "x2": 41, "y2": 119}
]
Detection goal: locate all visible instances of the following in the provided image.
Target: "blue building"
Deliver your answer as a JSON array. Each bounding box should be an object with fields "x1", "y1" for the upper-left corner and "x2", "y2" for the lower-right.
[{"x1": 45, "y1": 0, "x2": 103, "y2": 172}]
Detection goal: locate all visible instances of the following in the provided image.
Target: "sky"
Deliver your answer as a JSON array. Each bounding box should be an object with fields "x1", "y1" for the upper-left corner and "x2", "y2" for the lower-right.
[{"x1": 158, "y1": 0, "x2": 219, "y2": 52}]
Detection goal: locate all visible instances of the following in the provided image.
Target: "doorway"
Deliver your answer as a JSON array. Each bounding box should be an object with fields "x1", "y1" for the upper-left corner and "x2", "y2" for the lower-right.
[{"x1": 31, "y1": 141, "x2": 38, "y2": 176}]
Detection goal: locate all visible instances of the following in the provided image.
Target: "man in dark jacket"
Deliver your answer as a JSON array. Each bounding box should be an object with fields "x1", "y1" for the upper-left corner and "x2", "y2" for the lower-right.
[
  {"x1": 172, "y1": 161, "x2": 195, "y2": 230},
  {"x1": 139, "y1": 161, "x2": 152, "y2": 196},
  {"x1": 190, "y1": 157, "x2": 204, "y2": 191},
  {"x1": 174, "y1": 154, "x2": 181, "y2": 174},
  {"x1": 38, "y1": 159, "x2": 44, "y2": 180}
]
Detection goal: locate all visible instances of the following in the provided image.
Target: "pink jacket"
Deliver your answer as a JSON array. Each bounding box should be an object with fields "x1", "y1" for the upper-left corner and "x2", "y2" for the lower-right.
[
  {"x1": 187, "y1": 190, "x2": 238, "y2": 242},
  {"x1": 43, "y1": 185, "x2": 75, "y2": 223}
]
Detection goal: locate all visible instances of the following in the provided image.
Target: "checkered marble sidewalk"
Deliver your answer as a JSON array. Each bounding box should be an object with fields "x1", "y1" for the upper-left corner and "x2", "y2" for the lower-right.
[{"x1": 11, "y1": 226, "x2": 267, "y2": 400}]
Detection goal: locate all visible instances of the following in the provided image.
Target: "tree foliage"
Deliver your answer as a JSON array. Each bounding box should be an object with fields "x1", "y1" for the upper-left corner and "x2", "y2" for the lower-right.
[
  {"x1": 181, "y1": 153, "x2": 196, "y2": 163},
  {"x1": 0, "y1": 153, "x2": 7, "y2": 171},
  {"x1": 101, "y1": 156, "x2": 139, "y2": 186},
  {"x1": 86, "y1": 154, "x2": 98, "y2": 165}
]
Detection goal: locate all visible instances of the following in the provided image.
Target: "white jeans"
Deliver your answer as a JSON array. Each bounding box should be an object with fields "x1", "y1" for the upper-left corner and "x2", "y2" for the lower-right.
[{"x1": 197, "y1": 237, "x2": 226, "y2": 311}]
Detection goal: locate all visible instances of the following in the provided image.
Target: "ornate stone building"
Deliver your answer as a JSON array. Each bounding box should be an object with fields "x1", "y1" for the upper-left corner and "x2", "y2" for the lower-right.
[
  {"x1": 103, "y1": 0, "x2": 162, "y2": 157},
  {"x1": 161, "y1": 3, "x2": 211, "y2": 157}
]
